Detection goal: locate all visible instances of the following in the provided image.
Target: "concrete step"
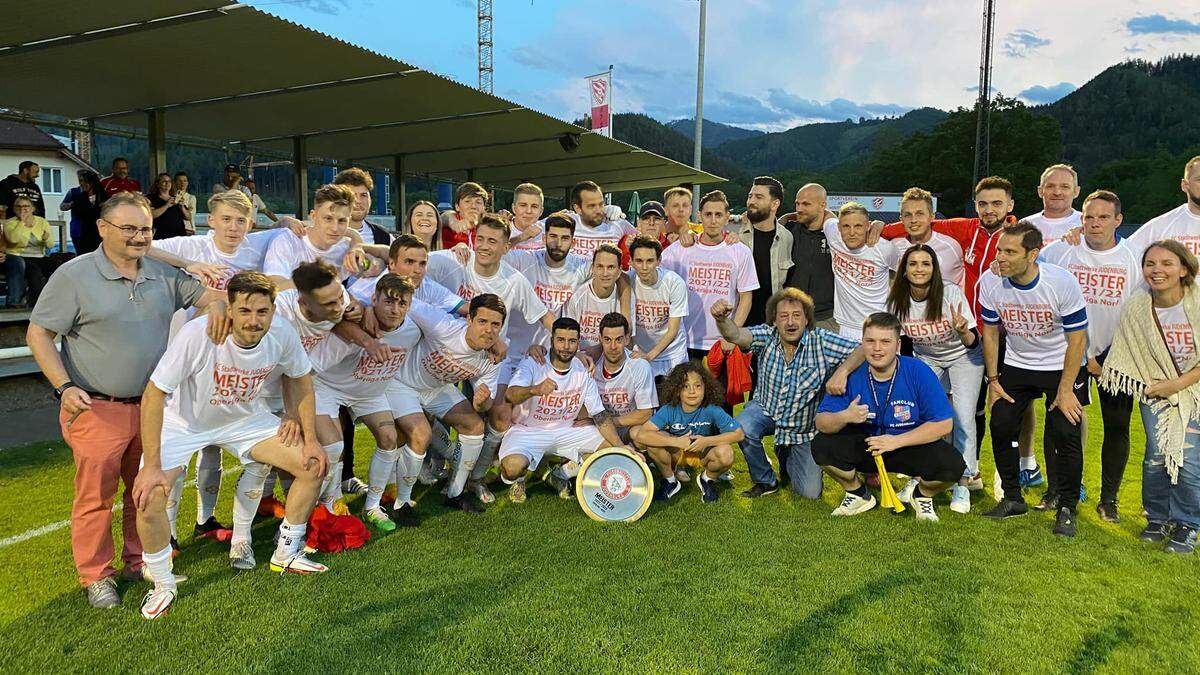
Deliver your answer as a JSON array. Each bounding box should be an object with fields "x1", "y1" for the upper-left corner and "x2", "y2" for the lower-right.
[{"x1": 0, "y1": 309, "x2": 30, "y2": 349}]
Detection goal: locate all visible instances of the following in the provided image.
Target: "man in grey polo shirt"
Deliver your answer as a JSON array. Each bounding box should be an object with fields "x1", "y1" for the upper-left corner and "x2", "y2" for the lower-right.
[{"x1": 26, "y1": 192, "x2": 228, "y2": 610}]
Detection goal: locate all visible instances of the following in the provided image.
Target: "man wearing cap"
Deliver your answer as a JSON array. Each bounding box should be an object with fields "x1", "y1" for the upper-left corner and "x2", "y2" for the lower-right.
[
  {"x1": 620, "y1": 201, "x2": 670, "y2": 262},
  {"x1": 26, "y1": 192, "x2": 229, "y2": 611},
  {"x1": 212, "y1": 164, "x2": 253, "y2": 203}
]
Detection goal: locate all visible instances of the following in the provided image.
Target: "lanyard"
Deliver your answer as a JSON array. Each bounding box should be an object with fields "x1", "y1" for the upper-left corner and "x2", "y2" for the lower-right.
[{"x1": 867, "y1": 369, "x2": 898, "y2": 435}]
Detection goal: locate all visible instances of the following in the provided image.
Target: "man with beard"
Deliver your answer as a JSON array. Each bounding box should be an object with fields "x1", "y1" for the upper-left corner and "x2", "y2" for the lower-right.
[
  {"x1": 729, "y1": 177, "x2": 794, "y2": 327},
  {"x1": 334, "y1": 168, "x2": 393, "y2": 247},
  {"x1": 783, "y1": 183, "x2": 838, "y2": 331},
  {"x1": 568, "y1": 180, "x2": 636, "y2": 260},
  {"x1": 1128, "y1": 156, "x2": 1200, "y2": 262},
  {"x1": 498, "y1": 318, "x2": 632, "y2": 503}
]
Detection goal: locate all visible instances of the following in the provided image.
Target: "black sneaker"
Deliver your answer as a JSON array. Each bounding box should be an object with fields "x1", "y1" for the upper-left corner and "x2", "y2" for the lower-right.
[
  {"x1": 392, "y1": 502, "x2": 420, "y2": 528},
  {"x1": 1033, "y1": 492, "x2": 1059, "y2": 512},
  {"x1": 740, "y1": 482, "x2": 779, "y2": 498},
  {"x1": 697, "y1": 475, "x2": 718, "y2": 504},
  {"x1": 170, "y1": 536, "x2": 180, "y2": 556},
  {"x1": 1096, "y1": 501, "x2": 1120, "y2": 523},
  {"x1": 1052, "y1": 507, "x2": 1077, "y2": 538},
  {"x1": 655, "y1": 479, "x2": 682, "y2": 502},
  {"x1": 983, "y1": 499, "x2": 1028, "y2": 520},
  {"x1": 194, "y1": 516, "x2": 232, "y2": 541},
  {"x1": 1140, "y1": 521, "x2": 1171, "y2": 543},
  {"x1": 1165, "y1": 525, "x2": 1198, "y2": 554},
  {"x1": 445, "y1": 493, "x2": 485, "y2": 514}
]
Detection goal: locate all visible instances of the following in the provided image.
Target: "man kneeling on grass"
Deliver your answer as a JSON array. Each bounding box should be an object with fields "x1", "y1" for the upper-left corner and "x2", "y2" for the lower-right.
[
  {"x1": 812, "y1": 312, "x2": 965, "y2": 521},
  {"x1": 632, "y1": 362, "x2": 743, "y2": 504}
]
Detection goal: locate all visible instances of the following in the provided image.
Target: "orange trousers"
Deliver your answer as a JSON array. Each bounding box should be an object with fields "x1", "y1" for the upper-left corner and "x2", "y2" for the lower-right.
[{"x1": 60, "y1": 400, "x2": 143, "y2": 586}]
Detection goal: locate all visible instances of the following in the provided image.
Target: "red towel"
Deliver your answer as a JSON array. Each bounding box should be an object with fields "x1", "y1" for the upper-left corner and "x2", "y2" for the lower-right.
[
  {"x1": 706, "y1": 342, "x2": 753, "y2": 406},
  {"x1": 306, "y1": 505, "x2": 371, "y2": 552}
]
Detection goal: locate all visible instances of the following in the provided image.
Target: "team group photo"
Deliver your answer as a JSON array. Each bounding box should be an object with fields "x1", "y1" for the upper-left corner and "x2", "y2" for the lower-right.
[{"x1": 2, "y1": 0, "x2": 1199, "y2": 672}]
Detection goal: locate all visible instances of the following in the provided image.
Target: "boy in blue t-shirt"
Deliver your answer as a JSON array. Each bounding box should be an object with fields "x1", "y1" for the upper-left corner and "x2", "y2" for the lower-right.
[
  {"x1": 812, "y1": 313, "x2": 965, "y2": 522},
  {"x1": 632, "y1": 362, "x2": 744, "y2": 503}
]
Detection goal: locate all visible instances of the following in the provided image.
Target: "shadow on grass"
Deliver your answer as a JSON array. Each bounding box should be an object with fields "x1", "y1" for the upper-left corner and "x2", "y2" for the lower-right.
[{"x1": 1064, "y1": 615, "x2": 1134, "y2": 674}]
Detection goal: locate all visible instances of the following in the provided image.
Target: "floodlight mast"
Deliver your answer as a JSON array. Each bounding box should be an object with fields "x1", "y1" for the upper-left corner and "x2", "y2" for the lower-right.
[
  {"x1": 971, "y1": 0, "x2": 996, "y2": 202},
  {"x1": 478, "y1": 0, "x2": 494, "y2": 94}
]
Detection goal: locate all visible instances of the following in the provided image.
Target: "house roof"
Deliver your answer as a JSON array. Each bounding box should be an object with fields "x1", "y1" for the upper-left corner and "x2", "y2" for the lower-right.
[{"x1": 0, "y1": 120, "x2": 66, "y2": 151}]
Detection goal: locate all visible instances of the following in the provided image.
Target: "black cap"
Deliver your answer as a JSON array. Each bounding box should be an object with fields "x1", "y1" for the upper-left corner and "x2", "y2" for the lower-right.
[
  {"x1": 639, "y1": 201, "x2": 666, "y2": 219},
  {"x1": 224, "y1": 163, "x2": 238, "y2": 172}
]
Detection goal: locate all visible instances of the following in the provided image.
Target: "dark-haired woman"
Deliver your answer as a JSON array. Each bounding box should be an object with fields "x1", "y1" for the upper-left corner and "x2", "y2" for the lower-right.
[{"x1": 887, "y1": 244, "x2": 983, "y2": 513}]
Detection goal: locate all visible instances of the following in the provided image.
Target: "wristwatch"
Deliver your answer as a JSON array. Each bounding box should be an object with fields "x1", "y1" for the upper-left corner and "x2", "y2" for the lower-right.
[{"x1": 53, "y1": 381, "x2": 79, "y2": 399}]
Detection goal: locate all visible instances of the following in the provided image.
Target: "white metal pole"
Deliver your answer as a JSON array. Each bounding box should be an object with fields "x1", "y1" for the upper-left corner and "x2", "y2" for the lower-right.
[{"x1": 691, "y1": 0, "x2": 707, "y2": 217}]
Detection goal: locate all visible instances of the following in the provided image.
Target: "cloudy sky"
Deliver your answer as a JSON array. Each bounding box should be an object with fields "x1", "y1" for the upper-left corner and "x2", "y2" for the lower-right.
[{"x1": 253, "y1": 0, "x2": 1199, "y2": 132}]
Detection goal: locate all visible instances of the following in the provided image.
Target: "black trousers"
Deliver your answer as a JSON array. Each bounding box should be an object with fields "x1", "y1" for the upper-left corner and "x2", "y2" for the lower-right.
[
  {"x1": 340, "y1": 407, "x2": 357, "y2": 482},
  {"x1": 811, "y1": 430, "x2": 966, "y2": 484},
  {"x1": 1097, "y1": 387, "x2": 1133, "y2": 505},
  {"x1": 989, "y1": 365, "x2": 1089, "y2": 510}
]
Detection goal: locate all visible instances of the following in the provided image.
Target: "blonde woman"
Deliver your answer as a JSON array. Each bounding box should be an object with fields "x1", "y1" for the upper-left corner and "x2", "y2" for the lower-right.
[{"x1": 3, "y1": 196, "x2": 53, "y2": 307}]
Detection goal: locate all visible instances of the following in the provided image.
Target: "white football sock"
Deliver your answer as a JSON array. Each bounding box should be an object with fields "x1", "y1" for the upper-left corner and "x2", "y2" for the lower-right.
[
  {"x1": 165, "y1": 471, "x2": 186, "y2": 540},
  {"x1": 394, "y1": 446, "x2": 423, "y2": 505},
  {"x1": 142, "y1": 545, "x2": 176, "y2": 591},
  {"x1": 195, "y1": 446, "x2": 222, "y2": 525},
  {"x1": 274, "y1": 518, "x2": 307, "y2": 559},
  {"x1": 449, "y1": 433, "x2": 484, "y2": 498},
  {"x1": 470, "y1": 426, "x2": 503, "y2": 482},
  {"x1": 364, "y1": 446, "x2": 399, "y2": 511},
  {"x1": 318, "y1": 442, "x2": 344, "y2": 508},
  {"x1": 1019, "y1": 454, "x2": 1038, "y2": 471},
  {"x1": 232, "y1": 462, "x2": 270, "y2": 544}
]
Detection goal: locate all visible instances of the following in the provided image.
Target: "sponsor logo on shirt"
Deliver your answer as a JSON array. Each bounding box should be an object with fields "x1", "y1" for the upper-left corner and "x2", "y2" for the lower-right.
[
  {"x1": 1066, "y1": 263, "x2": 1128, "y2": 306},
  {"x1": 997, "y1": 303, "x2": 1056, "y2": 338},
  {"x1": 685, "y1": 260, "x2": 733, "y2": 294},
  {"x1": 892, "y1": 403, "x2": 911, "y2": 423},
  {"x1": 210, "y1": 363, "x2": 274, "y2": 405}
]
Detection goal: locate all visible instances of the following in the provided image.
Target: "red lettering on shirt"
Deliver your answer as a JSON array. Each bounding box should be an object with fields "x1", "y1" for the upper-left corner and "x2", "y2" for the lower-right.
[
  {"x1": 832, "y1": 249, "x2": 879, "y2": 284},
  {"x1": 998, "y1": 303, "x2": 1056, "y2": 339},
  {"x1": 533, "y1": 390, "x2": 582, "y2": 421},
  {"x1": 571, "y1": 236, "x2": 620, "y2": 257},
  {"x1": 421, "y1": 350, "x2": 480, "y2": 384},
  {"x1": 537, "y1": 283, "x2": 575, "y2": 311},
  {"x1": 600, "y1": 388, "x2": 632, "y2": 414},
  {"x1": 685, "y1": 261, "x2": 733, "y2": 295},
  {"x1": 1067, "y1": 264, "x2": 1127, "y2": 307},
  {"x1": 210, "y1": 363, "x2": 274, "y2": 405},
  {"x1": 635, "y1": 300, "x2": 670, "y2": 331},
  {"x1": 352, "y1": 348, "x2": 408, "y2": 382},
  {"x1": 300, "y1": 334, "x2": 327, "y2": 353}
]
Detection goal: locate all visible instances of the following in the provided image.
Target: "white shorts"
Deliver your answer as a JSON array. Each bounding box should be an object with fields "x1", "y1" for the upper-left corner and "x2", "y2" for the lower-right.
[
  {"x1": 314, "y1": 382, "x2": 390, "y2": 420},
  {"x1": 155, "y1": 414, "x2": 280, "y2": 472},
  {"x1": 386, "y1": 380, "x2": 467, "y2": 419},
  {"x1": 498, "y1": 425, "x2": 605, "y2": 469}
]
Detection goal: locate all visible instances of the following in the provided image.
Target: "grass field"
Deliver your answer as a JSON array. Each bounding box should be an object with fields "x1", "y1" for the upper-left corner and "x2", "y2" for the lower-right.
[{"x1": 1, "y1": 390, "x2": 1197, "y2": 673}]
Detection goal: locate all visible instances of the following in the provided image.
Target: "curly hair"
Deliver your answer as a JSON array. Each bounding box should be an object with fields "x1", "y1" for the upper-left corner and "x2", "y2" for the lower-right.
[{"x1": 659, "y1": 362, "x2": 724, "y2": 409}]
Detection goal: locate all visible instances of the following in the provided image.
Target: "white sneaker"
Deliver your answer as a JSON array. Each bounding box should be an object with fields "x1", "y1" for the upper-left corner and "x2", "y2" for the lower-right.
[
  {"x1": 897, "y1": 478, "x2": 918, "y2": 505},
  {"x1": 964, "y1": 473, "x2": 984, "y2": 491},
  {"x1": 913, "y1": 496, "x2": 940, "y2": 522},
  {"x1": 992, "y1": 470, "x2": 1004, "y2": 501},
  {"x1": 269, "y1": 551, "x2": 328, "y2": 575},
  {"x1": 140, "y1": 587, "x2": 176, "y2": 620},
  {"x1": 831, "y1": 492, "x2": 877, "y2": 516},
  {"x1": 950, "y1": 485, "x2": 971, "y2": 514},
  {"x1": 229, "y1": 540, "x2": 256, "y2": 570}
]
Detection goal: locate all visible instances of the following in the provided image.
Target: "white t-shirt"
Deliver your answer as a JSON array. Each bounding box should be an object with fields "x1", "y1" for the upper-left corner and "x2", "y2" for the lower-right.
[
  {"x1": 1128, "y1": 203, "x2": 1200, "y2": 264},
  {"x1": 396, "y1": 300, "x2": 500, "y2": 392},
  {"x1": 1024, "y1": 209, "x2": 1081, "y2": 248},
  {"x1": 979, "y1": 264, "x2": 1088, "y2": 371},
  {"x1": 510, "y1": 222, "x2": 544, "y2": 251},
  {"x1": 594, "y1": 356, "x2": 658, "y2": 416},
  {"x1": 825, "y1": 220, "x2": 900, "y2": 340},
  {"x1": 509, "y1": 356, "x2": 606, "y2": 430},
  {"x1": 153, "y1": 230, "x2": 277, "y2": 290},
  {"x1": 308, "y1": 309, "x2": 422, "y2": 399},
  {"x1": 251, "y1": 193, "x2": 268, "y2": 224},
  {"x1": 272, "y1": 288, "x2": 342, "y2": 354},
  {"x1": 263, "y1": 230, "x2": 354, "y2": 281},
  {"x1": 503, "y1": 248, "x2": 592, "y2": 351},
  {"x1": 898, "y1": 283, "x2": 975, "y2": 366},
  {"x1": 562, "y1": 213, "x2": 635, "y2": 258},
  {"x1": 1040, "y1": 238, "x2": 1142, "y2": 357},
  {"x1": 660, "y1": 240, "x2": 759, "y2": 350},
  {"x1": 425, "y1": 250, "x2": 548, "y2": 340},
  {"x1": 348, "y1": 275, "x2": 463, "y2": 314},
  {"x1": 630, "y1": 268, "x2": 689, "y2": 373},
  {"x1": 1155, "y1": 301, "x2": 1198, "y2": 373},
  {"x1": 150, "y1": 315, "x2": 310, "y2": 433},
  {"x1": 891, "y1": 231, "x2": 965, "y2": 286},
  {"x1": 563, "y1": 281, "x2": 622, "y2": 349}
]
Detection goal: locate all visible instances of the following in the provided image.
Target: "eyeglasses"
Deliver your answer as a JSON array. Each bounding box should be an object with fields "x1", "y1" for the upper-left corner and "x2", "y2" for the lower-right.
[{"x1": 100, "y1": 220, "x2": 154, "y2": 239}]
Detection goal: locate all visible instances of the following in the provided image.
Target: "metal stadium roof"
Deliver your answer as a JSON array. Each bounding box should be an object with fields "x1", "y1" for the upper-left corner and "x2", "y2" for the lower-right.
[{"x1": 0, "y1": 1, "x2": 722, "y2": 193}]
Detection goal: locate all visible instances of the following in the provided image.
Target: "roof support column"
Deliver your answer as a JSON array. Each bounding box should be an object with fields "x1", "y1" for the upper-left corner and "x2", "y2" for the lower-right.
[
  {"x1": 147, "y1": 109, "x2": 166, "y2": 180},
  {"x1": 392, "y1": 155, "x2": 406, "y2": 229},
  {"x1": 293, "y1": 136, "x2": 309, "y2": 218}
]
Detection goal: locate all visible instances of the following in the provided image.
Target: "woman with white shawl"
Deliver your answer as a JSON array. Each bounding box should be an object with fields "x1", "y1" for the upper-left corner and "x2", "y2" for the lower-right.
[{"x1": 1100, "y1": 240, "x2": 1200, "y2": 553}]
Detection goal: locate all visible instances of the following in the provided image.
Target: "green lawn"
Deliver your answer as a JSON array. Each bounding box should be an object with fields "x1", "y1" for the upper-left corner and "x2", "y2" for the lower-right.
[{"x1": 1, "y1": 391, "x2": 1197, "y2": 673}]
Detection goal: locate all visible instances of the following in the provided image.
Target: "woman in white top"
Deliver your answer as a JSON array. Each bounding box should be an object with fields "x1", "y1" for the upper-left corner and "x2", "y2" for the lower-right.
[
  {"x1": 1101, "y1": 240, "x2": 1200, "y2": 553},
  {"x1": 887, "y1": 244, "x2": 983, "y2": 513}
]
